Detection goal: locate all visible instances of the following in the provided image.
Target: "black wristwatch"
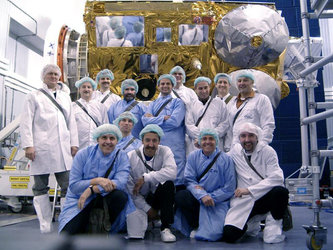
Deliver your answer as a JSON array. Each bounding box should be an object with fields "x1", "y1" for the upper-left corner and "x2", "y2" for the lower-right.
[{"x1": 89, "y1": 185, "x2": 94, "y2": 194}]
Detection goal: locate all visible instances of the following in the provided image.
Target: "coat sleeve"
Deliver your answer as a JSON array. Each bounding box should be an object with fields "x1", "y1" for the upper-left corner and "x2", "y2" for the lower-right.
[
  {"x1": 68, "y1": 97, "x2": 79, "y2": 147},
  {"x1": 162, "y1": 100, "x2": 185, "y2": 131},
  {"x1": 107, "y1": 102, "x2": 116, "y2": 123},
  {"x1": 100, "y1": 103, "x2": 109, "y2": 124},
  {"x1": 141, "y1": 101, "x2": 164, "y2": 126},
  {"x1": 184, "y1": 154, "x2": 209, "y2": 201},
  {"x1": 68, "y1": 150, "x2": 91, "y2": 195},
  {"x1": 143, "y1": 148, "x2": 177, "y2": 185},
  {"x1": 248, "y1": 147, "x2": 284, "y2": 200},
  {"x1": 20, "y1": 93, "x2": 35, "y2": 149},
  {"x1": 258, "y1": 95, "x2": 275, "y2": 144},
  {"x1": 209, "y1": 156, "x2": 236, "y2": 203},
  {"x1": 213, "y1": 99, "x2": 230, "y2": 138},
  {"x1": 185, "y1": 103, "x2": 200, "y2": 140}
]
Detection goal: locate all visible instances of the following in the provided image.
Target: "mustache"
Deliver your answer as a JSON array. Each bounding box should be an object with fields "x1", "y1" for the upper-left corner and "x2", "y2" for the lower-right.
[{"x1": 145, "y1": 146, "x2": 156, "y2": 150}]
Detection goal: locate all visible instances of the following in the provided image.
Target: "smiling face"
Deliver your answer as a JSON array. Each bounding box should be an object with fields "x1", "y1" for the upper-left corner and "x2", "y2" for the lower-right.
[
  {"x1": 142, "y1": 132, "x2": 160, "y2": 157},
  {"x1": 99, "y1": 77, "x2": 112, "y2": 92},
  {"x1": 158, "y1": 78, "x2": 173, "y2": 96},
  {"x1": 118, "y1": 118, "x2": 134, "y2": 135},
  {"x1": 195, "y1": 81, "x2": 210, "y2": 101},
  {"x1": 172, "y1": 71, "x2": 184, "y2": 85},
  {"x1": 237, "y1": 77, "x2": 253, "y2": 97},
  {"x1": 200, "y1": 135, "x2": 216, "y2": 156},
  {"x1": 123, "y1": 87, "x2": 136, "y2": 102},
  {"x1": 98, "y1": 134, "x2": 118, "y2": 155},
  {"x1": 215, "y1": 77, "x2": 230, "y2": 97},
  {"x1": 44, "y1": 70, "x2": 60, "y2": 90},
  {"x1": 239, "y1": 132, "x2": 258, "y2": 153},
  {"x1": 79, "y1": 82, "x2": 93, "y2": 101}
]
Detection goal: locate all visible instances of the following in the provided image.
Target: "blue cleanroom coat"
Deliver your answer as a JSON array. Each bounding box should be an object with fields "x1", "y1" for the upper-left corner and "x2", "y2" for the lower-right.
[
  {"x1": 141, "y1": 94, "x2": 186, "y2": 186},
  {"x1": 108, "y1": 99, "x2": 147, "y2": 139},
  {"x1": 174, "y1": 148, "x2": 236, "y2": 241},
  {"x1": 58, "y1": 144, "x2": 135, "y2": 233},
  {"x1": 115, "y1": 135, "x2": 142, "y2": 154}
]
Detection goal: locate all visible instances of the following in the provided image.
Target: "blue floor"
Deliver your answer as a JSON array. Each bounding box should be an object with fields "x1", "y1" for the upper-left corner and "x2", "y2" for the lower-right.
[{"x1": 0, "y1": 203, "x2": 332, "y2": 250}]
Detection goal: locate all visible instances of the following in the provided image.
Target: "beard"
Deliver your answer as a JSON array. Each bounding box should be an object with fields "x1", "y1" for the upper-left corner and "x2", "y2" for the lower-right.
[{"x1": 124, "y1": 94, "x2": 135, "y2": 101}]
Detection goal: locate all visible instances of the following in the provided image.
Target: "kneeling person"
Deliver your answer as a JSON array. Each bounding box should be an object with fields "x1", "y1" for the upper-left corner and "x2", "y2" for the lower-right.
[
  {"x1": 175, "y1": 128, "x2": 236, "y2": 241},
  {"x1": 223, "y1": 122, "x2": 289, "y2": 243},
  {"x1": 127, "y1": 124, "x2": 177, "y2": 242},
  {"x1": 59, "y1": 124, "x2": 134, "y2": 234}
]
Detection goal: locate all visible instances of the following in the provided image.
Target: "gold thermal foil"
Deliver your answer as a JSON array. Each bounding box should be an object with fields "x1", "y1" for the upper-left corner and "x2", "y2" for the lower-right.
[{"x1": 84, "y1": 1, "x2": 288, "y2": 101}]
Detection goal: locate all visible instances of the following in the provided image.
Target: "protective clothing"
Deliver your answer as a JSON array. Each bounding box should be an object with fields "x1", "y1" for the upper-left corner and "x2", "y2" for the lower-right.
[
  {"x1": 107, "y1": 38, "x2": 133, "y2": 47},
  {"x1": 214, "y1": 73, "x2": 232, "y2": 85},
  {"x1": 113, "y1": 111, "x2": 138, "y2": 127},
  {"x1": 174, "y1": 148, "x2": 236, "y2": 241},
  {"x1": 33, "y1": 194, "x2": 52, "y2": 233},
  {"x1": 108, "y1": 99, "x2": 147, "y2": 139},
  {"x1": 194, "y1": 76, "x2": 211, "y2": 87},
  {"x1": 96, "y1": 69, "x2": 114, "y2": 82},
  {"x1": 198, "y1": 128, "x2": 220, "y2": 146},
  {"x1": 72, "y1": 98, "x2": 108, "y2": 149},
  {"x1": 186, "y1": 97, "x2": 229, "y2": 153},
  {"x1": 121, "y1": 79, "x2": 139, "y2": 95},
  {"x1": 20, "y1": 83, "x2": 79, "y2": 175},
  {"x1": 170, "y1": 85, "x2": 198, "y2": 108},
  {"x1": 139, "y1": 124, "x2": 164, "y2": 140},
  {"x1": 181, "y1": 26, "x2": 204, "y2": 46},
  {"x1": 228, "y1": 93, "x2": 275, "y2": 147},
  {"x1": 142, "y1": 95, "x2": 186, "y2": 186},
  {"x1": 224, "y1": 142, "x2": 285, "y2": 230},
  {"x1": 93, "y1": 90, "x2": 121, "y2": 110},
  {"x1": 92, "y1": 124, "x2": 122, "y2": 141},
  {"x1": 127, "y1": 145, "x2": 177, "y2": 213},
  {"x1": 157, "y1": 74, "x2": 176, "y2": 87},
  {"x1": 236, "y1": 71, "x2": 255, "y2": 82},
  {"x1": 75, "y1": 77, "x2": 97, "y2": 90},
  {"x1": 263, "y1": 213, "x2": 285, "y2": 243},
  {"x1": 126, "y1": 209, "x2": 147, "y2": 239},
  {"x1": 58, "y1": 144, "x2": 135, "y2": 232},
  {"x1": 116, "y1": 135, "x2": 142, "y2": 153}
]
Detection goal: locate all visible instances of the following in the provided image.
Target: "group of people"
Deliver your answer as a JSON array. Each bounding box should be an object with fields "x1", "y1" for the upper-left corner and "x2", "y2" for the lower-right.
[{"x1": 20, "y1": 63, "x2": 289, "y2": 244}]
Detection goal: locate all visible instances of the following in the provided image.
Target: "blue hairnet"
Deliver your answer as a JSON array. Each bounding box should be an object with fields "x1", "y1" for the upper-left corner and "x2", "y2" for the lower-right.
[
  {"x1": 194, "y1": 76, "x2": 212, "y2": 87},
  {"x1": 214, "y1": 73, "x2": 231, "y2": 84},
  {"x1": 115, "y1": 26, "x2": 127, "y2": 39},
  {"x1": 170, "y1": 66, "x2": 186, "y2": 84},
  {"x1": 113, "y1": 111, "x2": 138, "y2": 127},
  {"x1": 92, "y1": 124, "x2": 122, "y2": 141},
  {"x1": 96, "y1": 69, "x2": 114, "y2": 83},
  {"x1": 133, "y1": 21, "x2": 144, "y2": 33},
  {"x1": 75, "y1": 76, "x2": 97, "y2": 90},
  {"x1": 121, "y1": 79, "x2": 139, "y2": 95},
  {"x1": 236, "y1": 71, "x2": 255, "y2": 82},
  {"x1": 157, "y1": 74, "x2": 176, "y2": 87},
  {"x1": 139, "y1": 124, "x2": 164, "y2": 140},
  {"x1": 198, "y1": 128, "x2": 219, "y2": 146}
]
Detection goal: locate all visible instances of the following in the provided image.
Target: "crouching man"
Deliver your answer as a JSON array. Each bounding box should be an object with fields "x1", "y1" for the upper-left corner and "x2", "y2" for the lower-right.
[
  {"x1": 174, "y1": 128, "x2": 236, "y2": 241},
  {"x1": 223, "y1": 122, "x2": 289, "y2": 243},
  {"x1": 127, "y1": 124, "x2": 177, "y2": 242}
]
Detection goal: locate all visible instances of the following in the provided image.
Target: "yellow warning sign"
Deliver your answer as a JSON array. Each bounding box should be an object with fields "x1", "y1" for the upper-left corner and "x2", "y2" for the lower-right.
[
  {"x1": 4, "y1": 166, "x2": 16, "y2": 171},
  {"x1": 11, "y1": 183, "x2": 28, "y2": 189},
  {"x1": 9, "y1": 176, "x2": 30, "y2": 182},
  {"x1": 49, "y1": 189, "x2": 61, "y2": 196}
]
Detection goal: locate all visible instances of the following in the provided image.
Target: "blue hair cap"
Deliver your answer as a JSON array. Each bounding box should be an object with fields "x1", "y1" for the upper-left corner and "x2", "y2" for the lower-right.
[
  {"x1": 236, "y1": 71, "x2": 255, "y2": 82},
  {"x1": 157, "y1": 74, "x2": 176, "y2": 87},
  {"x1": 139, "y1": 124, "x2": 164, "y2": 140},
  {"x1": 92, "y1": 124, "x2": 122, "y2": 141},
  {"x1": 214, "y1": 73, "x2": 232, "y2": 84},
  {"x1": 75, "y1": 76, "x2": 97, "y2": 90},
  {"x1": 198, "y1": 128, "x2": 219, "y2": 146},
  {"x1": 170, "y1": 66, "x2": 186, "y2": 84},
  {"x1": 113, "y1": 111, "x2": 138, "y2": 127},
  {"x1": 121, "y1": 79, "x2": 138, "y2": 95},
  {"x1": 194, "y1": 76, "x2": 212, "y2": 87},
  {"x1": 96, "y1": 69, "x2": 114, "y2": 83}
]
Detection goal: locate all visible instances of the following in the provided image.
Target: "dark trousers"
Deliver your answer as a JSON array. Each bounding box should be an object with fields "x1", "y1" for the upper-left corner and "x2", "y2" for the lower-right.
[
  {"x1": 175, "y1": 189, "x2": 200, "y2": 229},
  {"x1": 61, "y1": 189, "x2": 128, "y2": 235},
  {"x1": 146, "y1": 181, "x2": 175, "y2": 230},
  {"x1": 33, "y1": 171, "x2": 69, "y2": 197},
  {"x1": 222, "y1": 186, "x2": 289, "y2": 243}
]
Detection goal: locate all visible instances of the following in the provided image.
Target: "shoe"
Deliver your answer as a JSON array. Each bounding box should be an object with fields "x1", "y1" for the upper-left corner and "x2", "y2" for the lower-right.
[
  {"x1": 190, "y1": 229, "x2": 197, "y2": 239},
  {"x1": 161, "y1": 228, "x2": 176, "y2": 242},
  {"x1": 263, "y1": 213, "x2": 285, "y2": 244}
]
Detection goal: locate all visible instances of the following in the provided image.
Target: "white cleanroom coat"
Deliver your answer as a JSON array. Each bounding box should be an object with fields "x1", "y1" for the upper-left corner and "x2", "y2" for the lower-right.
[
  {"x1": 92, "y1": 90, "x2": 121, "y2": 110},
  {"x1": 72, "y1": 98, "x2": 109, "y2": 149},
  {"x1": 186, "y1": 97, "x2": 229, "y2": 153},
  {"x1": 20, "y1": 83, "x2": 79, "y2": 175},
  {"x1": 224, "y1": 142, "x2": 284, "y2": 229},
  {"x1": 127, "y1": 145, "x2": 177, "y2": 213},
  {"x1": 228, "y1": 93, "x2": 275, "y2": 147},
  {"x1": 170, "y1": 85, "x2": 198, "y2": 108}
]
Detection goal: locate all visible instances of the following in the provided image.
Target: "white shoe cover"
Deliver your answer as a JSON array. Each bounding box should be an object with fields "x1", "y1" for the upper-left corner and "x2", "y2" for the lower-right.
[
  {"x1": 33, "y1": 194, "x2": 52, "y2": 233},
  {"x1": 161, "y1": 228, "x2": 176, "y2": 242},
  {"x1": 190, "y1": 229, "x2": 198, "y2": 239},
  {"x1": 263, "y1": 213, "x2": 285, "y2": 243},
  {"x1": 246, "y1": 213, "x2": 267, "y2": 237}
]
